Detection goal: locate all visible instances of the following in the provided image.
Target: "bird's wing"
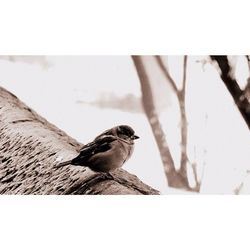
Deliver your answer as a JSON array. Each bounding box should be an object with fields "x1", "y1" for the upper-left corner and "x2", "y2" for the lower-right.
[
  {"x1": 80, "y1": 135, "x2": 117, "y2": 153},
  {"x1": 72, "y1": 135, "x2": 117, "y2": 165}
]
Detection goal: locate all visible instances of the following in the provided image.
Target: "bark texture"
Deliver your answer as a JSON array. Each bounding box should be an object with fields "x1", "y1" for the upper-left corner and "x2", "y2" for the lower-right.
[{"x1": 0, "y1": 87, "x2": 159, "y2": 195}]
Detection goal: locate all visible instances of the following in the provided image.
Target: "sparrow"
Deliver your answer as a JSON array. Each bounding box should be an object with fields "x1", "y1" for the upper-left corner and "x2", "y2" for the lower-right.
[{"x1": 56, "y1": 125, "x2": 139, "y2": 172}]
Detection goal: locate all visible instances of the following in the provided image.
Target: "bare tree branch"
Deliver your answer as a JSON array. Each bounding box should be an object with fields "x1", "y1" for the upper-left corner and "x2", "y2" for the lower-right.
[
  {"x1": 131, "y1": 56, "x2": 176, "y2": 174},
  {"x1": 246, "y1": 55, "x2": 250, "y2": 72},
  {"x1": 233, "y1": 170, "x2": 250, "y2": 195},
  {"x1": 178, "y1": 56, "x2": 188, "y2": 180},
  {"x1": 156, "y1": 55, "x2": 200, "y2": 190},
  {"x1": 181, "y1": 55, "x2": 188, "y2": 92},
  {"x1": 191, "y1": 163, "x2": 200, "y2": 189},
  {"x1": 155, "y1": 56, "x2": 179, "y2": 94},
  {"x1": 210, "y1": 56, "x2": 250, "y2": 130},
  {"x1": 132, "y1": 56, "x2": 194, "y2": 190},
  {"x1": 187, "y1": 149, "x2": 201, "y2": 191}
]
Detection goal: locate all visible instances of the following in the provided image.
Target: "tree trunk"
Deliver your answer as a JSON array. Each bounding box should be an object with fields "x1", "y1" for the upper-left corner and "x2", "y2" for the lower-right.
[
  {"x1": 132, "y1": 56, "x2": 192, "y2": 190},
  {"x1": 0, "y1": 87, "x2": 159, "y2": 195}
]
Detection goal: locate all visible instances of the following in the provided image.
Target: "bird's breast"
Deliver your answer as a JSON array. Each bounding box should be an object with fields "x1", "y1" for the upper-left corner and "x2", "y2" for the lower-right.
[{"x1": 117, "y1": 140, "x2": 134, "y2": 164}]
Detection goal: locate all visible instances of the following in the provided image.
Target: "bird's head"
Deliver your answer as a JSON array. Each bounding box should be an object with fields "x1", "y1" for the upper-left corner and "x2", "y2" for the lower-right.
[
  {"x1": 116, "y1": 125, "x2": 139, "y2": 142},
  {"x1": 95, "y1": 125, "x2": 139, "y2": 143}
]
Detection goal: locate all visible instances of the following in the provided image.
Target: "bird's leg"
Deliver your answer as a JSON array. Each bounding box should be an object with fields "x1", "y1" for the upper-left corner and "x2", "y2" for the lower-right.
[{"x1": 105, "y1": 172, "x2": 115, "y2": 180}]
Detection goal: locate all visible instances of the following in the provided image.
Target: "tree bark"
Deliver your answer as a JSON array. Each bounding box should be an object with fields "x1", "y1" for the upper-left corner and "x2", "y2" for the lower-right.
[{"x1": 0, "y1": 87, "x2": 159, "y2": 195}]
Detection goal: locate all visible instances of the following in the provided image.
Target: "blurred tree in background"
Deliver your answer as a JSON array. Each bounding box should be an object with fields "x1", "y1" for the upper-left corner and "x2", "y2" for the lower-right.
[
  {"x1": 133, "y1": 55, "x2": 250, "y2": 193},
  {"x1": 132, "y1": 56, "x2": 200, "y2": 192}
]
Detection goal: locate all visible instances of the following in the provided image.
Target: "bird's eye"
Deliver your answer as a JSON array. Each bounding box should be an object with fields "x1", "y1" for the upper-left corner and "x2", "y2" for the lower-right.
[{"x1": 117, "y1": 125, "x2": 135, "y2": 137}]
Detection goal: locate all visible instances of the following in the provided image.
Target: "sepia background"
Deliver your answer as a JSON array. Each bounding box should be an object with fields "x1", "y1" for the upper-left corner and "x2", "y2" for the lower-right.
[{"x1": 0, "y1": 55, "x2": 249, "y2": 194}]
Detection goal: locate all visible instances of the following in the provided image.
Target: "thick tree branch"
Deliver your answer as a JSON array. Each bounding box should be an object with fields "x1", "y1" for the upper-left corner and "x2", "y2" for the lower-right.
[
  {"x1": 210, "y1": 56, "x2": 250, "y2": 130},
  {"x1": 0, "y1": 87, "x2": 158, "y2": 195},
  {"x1": 132, "y1": 56, "x2": 176, "y2": 174}
]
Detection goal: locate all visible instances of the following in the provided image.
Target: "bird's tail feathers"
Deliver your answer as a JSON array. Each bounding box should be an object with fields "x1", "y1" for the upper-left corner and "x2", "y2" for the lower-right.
[{"x1": 56, "y1": 160, "x2": 72, "y2": 167}]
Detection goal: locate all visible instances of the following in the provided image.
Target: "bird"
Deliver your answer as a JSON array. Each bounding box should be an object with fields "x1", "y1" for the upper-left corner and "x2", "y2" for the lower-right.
[{"x1": 56, "y1": 125, "x2": 139, "y2": 172}]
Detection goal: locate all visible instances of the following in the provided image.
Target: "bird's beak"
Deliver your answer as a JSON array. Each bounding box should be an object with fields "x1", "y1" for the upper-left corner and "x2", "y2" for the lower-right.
[{"x1": 132, "y1": 135, "x2": 139, "y2": 140}]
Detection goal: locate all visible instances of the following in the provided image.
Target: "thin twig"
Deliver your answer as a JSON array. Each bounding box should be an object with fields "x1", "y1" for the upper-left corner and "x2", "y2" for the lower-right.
[
  {"x1": 187, "y1": 155, "x2": 200, "y2": 191},
  {"x1": 182, "y1": 56, "x2": 188, "y2": 92},
  {"x1": 233, "y1": 170, "x2": 250, "y2": 195},
  {"x1": 191, "y1": 163, "x2": 200, "y2": 188},
  {"x1": 155, "y1": 56, "x2": 178, "y2": 94}
]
